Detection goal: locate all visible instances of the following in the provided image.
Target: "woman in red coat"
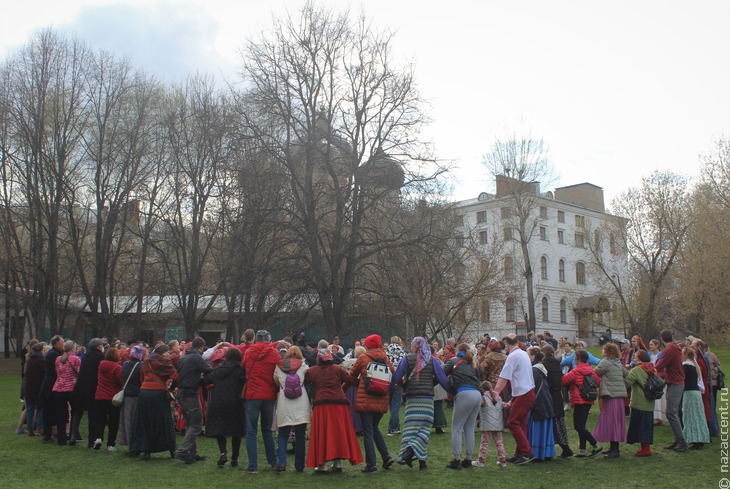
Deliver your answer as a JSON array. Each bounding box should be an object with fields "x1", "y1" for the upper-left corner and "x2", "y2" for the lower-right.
[
  {"x1": 349, "y1": 334, "x2": 395, "y2": 473},
  {"x1": 304, "y1": 348, "x2": 363, "y2": 473},
  {"x1": 94, "y1": 347, "x2": 123, "y2": 451}
]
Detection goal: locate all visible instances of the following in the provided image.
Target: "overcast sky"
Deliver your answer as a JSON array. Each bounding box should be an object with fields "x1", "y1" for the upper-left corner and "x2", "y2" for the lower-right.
[{"x1": 2, "y1": 0, "x2": 729, "y2": 206}]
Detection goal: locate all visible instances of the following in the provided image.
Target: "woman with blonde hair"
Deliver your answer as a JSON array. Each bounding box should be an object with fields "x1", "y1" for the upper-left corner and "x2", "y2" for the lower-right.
[
  {"x1": 53, "y1": 340, "x2": 80, "y2": 445},
  {"x1": 593, "y1": 342, "x2": 628, "y2": 458}
]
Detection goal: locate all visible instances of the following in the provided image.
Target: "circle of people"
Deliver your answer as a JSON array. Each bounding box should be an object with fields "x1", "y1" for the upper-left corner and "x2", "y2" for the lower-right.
[{"x1": 16, "y1": 327, "x2": 722, "y2": 474}]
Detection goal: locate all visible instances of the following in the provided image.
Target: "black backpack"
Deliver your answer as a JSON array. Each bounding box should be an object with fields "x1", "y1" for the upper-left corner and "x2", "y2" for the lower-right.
[
  {"x1": 642, "y1": 373, "x2": 665, "y2": 400},
  {"x1": 579, "y1": 373, "x2": 599, "y2": 401}
]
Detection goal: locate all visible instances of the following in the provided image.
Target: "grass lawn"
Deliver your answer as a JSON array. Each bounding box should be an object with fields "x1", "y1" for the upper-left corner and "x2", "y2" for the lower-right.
[{"x1": 1, "y1": 349, "x2": 728, "y2": 489}]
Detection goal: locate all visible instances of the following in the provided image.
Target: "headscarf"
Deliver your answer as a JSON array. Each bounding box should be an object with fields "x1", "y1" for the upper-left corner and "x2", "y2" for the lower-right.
[
  {"x1": 129, "y1": 346, "x2": 144, "y2": 360},
  {"x1": 411, "y1": 336, "x2": 432, "y2": 381},
  {"x1": 317, "y1": 348, "x2": 333, "y2": 364}
]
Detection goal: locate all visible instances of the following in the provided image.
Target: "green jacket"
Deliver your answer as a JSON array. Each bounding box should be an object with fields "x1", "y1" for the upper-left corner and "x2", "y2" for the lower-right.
[
  {"x1": 594, "y1": 358, "x2": 628, "y2": 398},
  {"x1": 624, "y1": 366, "x2": 655, "y2": 412}
]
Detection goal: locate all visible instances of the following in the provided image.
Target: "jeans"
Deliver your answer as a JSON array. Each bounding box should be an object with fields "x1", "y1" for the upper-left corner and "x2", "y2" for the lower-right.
[
  {"x1": 176, "y1": 395, "x2": 203, "y2": 459},
  {"x1": 665, "y1": 383, "x2": 685, "y2": 444},
  {"x1": 361, "y1": 411, "x2": 390, "y2": 468},
  {"x1": 244, "y1": 399, "x2": 276, "y2": 470},
  {"x1": 277, "y1": 424, "x2": 306, "y2": 470},
  {"x1": 507, "y1": 390, "x2": 535, "y2": 457},
  {"x1": 388, "y1": 385, "x2": 403, "y2": 433},
  {"x1": 573, "y1": 404, "x2": 597, "y2": 450},
  {"x1": 25, "y1": 398, "x2": 43, "y2": 431}
]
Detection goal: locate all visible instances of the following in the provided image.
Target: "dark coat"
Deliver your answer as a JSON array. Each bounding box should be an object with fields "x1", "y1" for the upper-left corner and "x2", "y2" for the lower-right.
[
  {"x1": 121, "y1": 358, "x2": 143, "y2": 397},
  {"x1": 74, "y1": 348, "x2": 104, "y2": 398},
  {"x1": 203, "y1": 361, "x2": 246, "y2": 437},
  {"x1": 24, "y1": 352, "x2": 45, "y2": 401},
  {"x1": 531, "y1": 366, "x2": 555, "y2": 421},
  {"x1": 542, "y1": 355, "x2": 565, "y2": 419},
  {"x1": 39, "y1": 348, "x2": 62, "y2": 399}
]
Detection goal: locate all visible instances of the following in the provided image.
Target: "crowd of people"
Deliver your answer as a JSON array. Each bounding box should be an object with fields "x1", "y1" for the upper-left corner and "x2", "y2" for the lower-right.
[{"x1": 14, "y1": 327, "x2": 723, "y2": 473}]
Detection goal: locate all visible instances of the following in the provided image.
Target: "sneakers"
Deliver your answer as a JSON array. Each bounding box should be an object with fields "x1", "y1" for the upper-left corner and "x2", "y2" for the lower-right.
[
  {"x1": 382, "y1": 456, "x2": 395, "y2": 469},
  {"x1": 399, "y1": 446, "x2": 414, "y2": 467},
  {"x1": 93, "y1": 438, "x2": 102, "y2": 450},
  {"x1": 361, "y1": 465, "x2": 378, "y2": 473},
  {"x1": 496, "y1": 460, "x2": 507, "y2": 468},
  {"x1": 588, "y1": 447, "x2": 603, "y2": 458},
  {"x1": 673, "y1": 443, "x2": 688, "y2": 453},
  {"x1": 507, "y1": 455, "x2": 519, "y2": 463},
  {"x1": 244, "y1": 467, "x2": 258, "y2": 474},
  {"x1": 664, "y1": 442, "x2": 678, "y2": 450},
  {"x1": 217, "y1": 453, "x2": 227, "y2": 467},
  {"x1": 15, "y1": 428, "x2": 27, "y2": 434},
  {"x1": 445, "y1": 459, "x2": 462, "y2": 469},
  {"x1": 435, "y1": 427, "x2": 445, "y2": 434},
  {"x1": 461, "y1": 459, "x2": 472, "y2": 468},
  {"x1": 471, "y1": 461, "x2": 485, "y2": 467},
  {"x1": 107, "y1": 446, "x2": 116, "y2": 452},
  {"x1": 514, "y1": 455, "x2": 534, "y2": 466},
  {"x1": 418, "y1": 460, "x2": 428, "y2": 470}
]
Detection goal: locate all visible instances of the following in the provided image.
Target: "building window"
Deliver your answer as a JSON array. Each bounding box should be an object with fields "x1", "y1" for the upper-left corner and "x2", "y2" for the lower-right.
[
  {"x1": 540, "y1": 206, "x2": 548, "y2": 219},
  {"x1": 558, "y1": 229, "x2": 564, "y2": 244},
  {"x1": 501, "y1": 207, "x2": 511, "y2": 219},
  {"x1": 479, "y1": 230, "x2": 488, "y2": 245},
  {"x1": 505, "y1": 296, "x2": 515, "y2": 322},
  {"x1": 540, "y1": 226, "x2": 547, "y2": 241},
  {"x1": 503, "y1": 226, "x2": 513, "y2": 241},
  {"x1": 559, "y1": 259, "x2": 565, "y2": 282},
  {"x1": 455, "y1": 214, "x2": 464, "y2": 227},
  {"x1": 609, "y1": 232, "x2": 617, "y2": 255},
  {"x1": 575, "y1": 215, "x2": 585, "y2": 228},
  {"x1": 560, "y1": 299, "x2": 567, "y2": 323},
  {"x1": 456, "y1": 236, "x2": 466, "y2": 247},
  {"x1": 594, "y1": 229, "x2": 601, "y2": 250},
  {"x1": 504, "y1": 256, "x2": 514, "y2": 280},
  {"x1": 541, "y1": 256, "x2": 548, "y2": 280},
  {"x1": 575, "y1": 232, "x2": 585, "y2": 248},
  {"x1": 481, "y1": 299, "x2": 491, "y2": 323},
  {"x1": 576, "y1": 261, "x2": 586, "y2": 285},
  {"x1": 542, "y1": 297, "x2": 549, "y2": 322},
  {"x1": 558, "y1": 210, "x2": 565, "y2": 223},
  {"x1": 477, "y1": 210, "x2": 487, "y2": 224}
]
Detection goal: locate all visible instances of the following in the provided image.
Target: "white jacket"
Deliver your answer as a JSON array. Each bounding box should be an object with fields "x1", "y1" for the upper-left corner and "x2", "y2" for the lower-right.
[{"x1": 273, "y1": 364, "x2": 311, "y2": 427}]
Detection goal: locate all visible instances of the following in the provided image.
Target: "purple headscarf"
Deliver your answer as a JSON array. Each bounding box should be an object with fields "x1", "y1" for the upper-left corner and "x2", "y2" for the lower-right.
[
  {"x1": 130, "y1": 345, "x2": 144, "y2": 360},
  {"x1": 411, "y1": 336, "x2": 432, "y2": 380}
]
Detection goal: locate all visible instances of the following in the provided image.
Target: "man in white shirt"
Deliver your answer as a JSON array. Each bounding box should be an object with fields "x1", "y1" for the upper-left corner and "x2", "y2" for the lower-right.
[{"x1": 492, "y1": 333, "x2": 536, "y2": 466}]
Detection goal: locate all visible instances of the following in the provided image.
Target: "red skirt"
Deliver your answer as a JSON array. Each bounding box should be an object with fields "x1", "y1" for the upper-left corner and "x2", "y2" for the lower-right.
[{"x1": 306, "y1": 403, "x2": 363, "y2": 467}]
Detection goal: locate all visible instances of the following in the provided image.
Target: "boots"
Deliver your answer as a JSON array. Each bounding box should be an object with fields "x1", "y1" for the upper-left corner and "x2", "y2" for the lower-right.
[
  {"x1": 635, "y1": 443, "x2": 652, "y2": 457},
  {"x1": 604, "y1": 442, "x2": 620, "y2": 458},
  {"x1": 560, "y1": 445, "x2": 574, "y2": 458}
]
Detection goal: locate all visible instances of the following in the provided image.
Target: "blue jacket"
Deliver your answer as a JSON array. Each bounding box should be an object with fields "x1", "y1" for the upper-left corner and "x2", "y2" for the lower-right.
[{"x1": 561, "y1": 351, "x2": 601, "y2": 369}]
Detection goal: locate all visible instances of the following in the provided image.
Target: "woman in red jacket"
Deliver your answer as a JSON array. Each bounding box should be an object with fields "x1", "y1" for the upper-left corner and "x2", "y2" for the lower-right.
[
  {"x1": 94, "y1": 347, "x2": 123, "y2": 451},
  {"x1": 561, "y1": 349, "x2": 603, "y2": 458},
  {"x1": 349, "y1": 334, "x2": 395, "y2": 473},
  {"x1": 304, "y1": 348, "x2": 362, "y2": 473}
]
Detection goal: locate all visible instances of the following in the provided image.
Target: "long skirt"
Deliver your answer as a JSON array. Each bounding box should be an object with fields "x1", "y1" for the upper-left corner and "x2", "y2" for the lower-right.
[
  {"x1": 552, "y1": 415, "x2": 569, "y2": 446},
  {"x1": 433, "y1": 399, "x2": 447, "y2": 429},
  {"x1": 626, "y1": 408, "x2": 653, "y2": 445},
  {"x1": 527, "y1": 414, "x2": 555, "y2": 460},
  {"x1": 117, "y1": 396, "x2": 138, "y2": 446},
  {"x1": 306, "y1": 403, "x2": 363, "y2": 468},
  {"x1": 682, "y1": 390, "x2": 710, "y2": 444},
  {"x1": 129, "y1": 390, "x2": 176, "y2": 454},
  {"x1": 345, "y1": 386, "x2": 362, "y2": 434},
  {"x1": 653, "y1": 386, "x2": 667, "y2": 422},
  {"x1": 593, "y1": 397, "x2": 627, "y2": 442},
  {"x1": 399, "y1": 396, "x2": 434, "y2": 462}
]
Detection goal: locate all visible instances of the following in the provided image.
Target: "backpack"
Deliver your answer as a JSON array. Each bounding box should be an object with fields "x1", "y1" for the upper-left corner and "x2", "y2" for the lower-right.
[
  {"x1": 364, "y1": 357, "x2": 392, "y2": 396},
  {"x1": 642, "y1": 372, "x2": 665, "y2": 400},
  {"x1": 579, "y1": 373, "x2": 599, "y2": 401},
  {"x1": 283, "y1": 370, "x2": 303, "y2": 399}
]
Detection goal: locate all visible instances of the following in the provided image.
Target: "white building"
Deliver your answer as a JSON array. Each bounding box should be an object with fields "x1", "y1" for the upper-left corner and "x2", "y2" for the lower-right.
[{"x1": 455, "y1": 177, "x2": 627, "y2": 342}]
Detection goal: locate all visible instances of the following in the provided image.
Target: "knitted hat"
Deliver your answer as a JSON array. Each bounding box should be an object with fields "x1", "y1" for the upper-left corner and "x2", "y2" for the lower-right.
[{"x1": 364, "y1": 334, "x2": 381, "y2": 349}]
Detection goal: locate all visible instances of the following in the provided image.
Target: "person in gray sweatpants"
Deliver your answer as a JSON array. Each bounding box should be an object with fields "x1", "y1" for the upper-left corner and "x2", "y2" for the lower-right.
[{"x1": 655, "y1": 330, "x2": 687, "y2": 452}]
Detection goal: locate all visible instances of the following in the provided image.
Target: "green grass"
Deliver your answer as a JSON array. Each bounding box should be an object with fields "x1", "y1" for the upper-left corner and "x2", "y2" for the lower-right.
[{"x1": 2, "y1": 351, "x2": 729, "y2": 489}]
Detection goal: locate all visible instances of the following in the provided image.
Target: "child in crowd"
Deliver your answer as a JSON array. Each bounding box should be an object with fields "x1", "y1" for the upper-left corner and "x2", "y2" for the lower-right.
[{"x1": 472, "y1": 381, "x2": 509, "y2": 468}]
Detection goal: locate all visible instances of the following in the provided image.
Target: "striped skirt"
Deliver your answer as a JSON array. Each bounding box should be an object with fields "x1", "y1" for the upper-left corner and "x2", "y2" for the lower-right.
[
  {"x1": 399, "y1": 397, "x2": 434, "y2": 462},
  {"x1": 682, "y1": 390, "x2": 710, "y2": 444}
]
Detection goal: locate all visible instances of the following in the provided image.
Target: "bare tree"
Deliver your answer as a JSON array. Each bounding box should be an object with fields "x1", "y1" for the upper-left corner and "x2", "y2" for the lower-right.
[
  {"x1": 482, "y1": 132, "x2": 555, "y2": 332},
  {"x1": 240, "y1": 2, "x2": 442, "y2": 337},
  {"x1": 607, "y1": 171, "x2": 690, "y2": 337},
  {"x1": 154, "y1": 75, "x2": 232, "y2": 339}
]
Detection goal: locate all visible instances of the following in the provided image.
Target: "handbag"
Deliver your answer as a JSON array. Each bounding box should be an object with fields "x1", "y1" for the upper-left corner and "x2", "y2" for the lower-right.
[{"x1": 112, "y1": 362, "x2": 139, "y2": 407}]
